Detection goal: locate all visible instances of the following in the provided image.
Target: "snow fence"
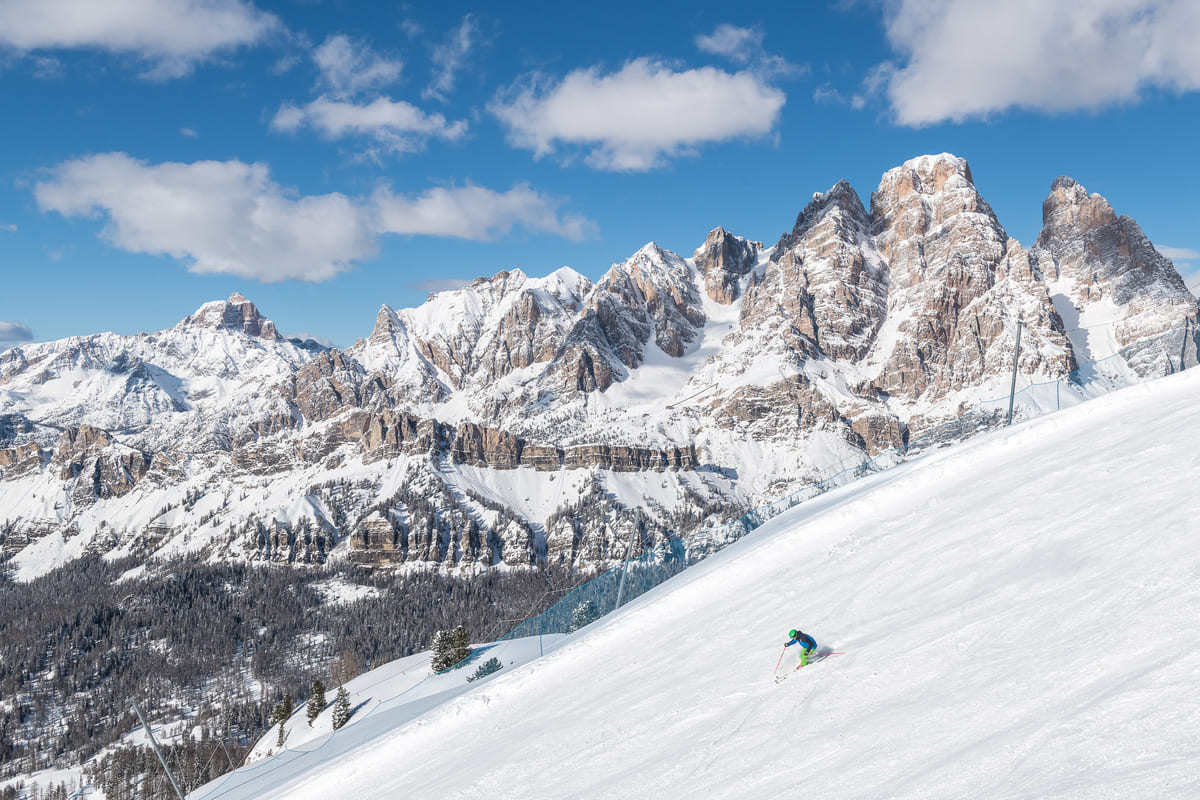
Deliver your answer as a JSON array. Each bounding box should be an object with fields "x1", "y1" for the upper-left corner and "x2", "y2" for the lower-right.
[{"x1": 186, "y1": 314, "x2": 1197, "y2": 800}]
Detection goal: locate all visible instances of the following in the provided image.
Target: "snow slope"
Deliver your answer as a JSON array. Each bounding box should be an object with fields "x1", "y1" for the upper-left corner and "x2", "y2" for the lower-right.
[{"x1": 192, "y1": 367, "x2": 1200, "y2": 799}]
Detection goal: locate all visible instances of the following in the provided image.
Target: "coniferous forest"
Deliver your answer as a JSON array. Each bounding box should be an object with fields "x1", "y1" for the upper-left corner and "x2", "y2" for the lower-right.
[{"x1": 0, "y1": 554, "x2": 586, "y2": 797}]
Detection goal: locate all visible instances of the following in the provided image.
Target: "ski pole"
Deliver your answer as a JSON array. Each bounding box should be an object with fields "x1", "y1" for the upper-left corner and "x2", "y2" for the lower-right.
[{"x1": 773, "y1": 646, "x2": 787, "y2": 676}]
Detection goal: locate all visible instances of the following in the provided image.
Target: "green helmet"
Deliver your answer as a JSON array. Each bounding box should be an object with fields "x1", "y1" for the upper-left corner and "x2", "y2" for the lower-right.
[{"x1": 788, "y1": 629, "x2": 797, "y2": 638}]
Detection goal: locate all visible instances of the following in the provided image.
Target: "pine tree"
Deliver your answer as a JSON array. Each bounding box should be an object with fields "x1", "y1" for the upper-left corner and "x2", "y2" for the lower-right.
[
  {"x1": 449, "y1": 625, "x2": 472, "y2": 667},
  {"x1": 270, "y1": 694, "x2": 294, "y2": 727},
  {"x1": 330, "y1": 686, "x2": 351, "y2": 731},
  {"x1": 306, "y1": 679, "x2": 326, "y2": 727},
  {"x1": 269, "y1": 693, "x2": 294, "y2": 749},
  {"x1": 569, "y1": 600, "x2": 601, "y2": 632},
  {"x1": 466, "y1": 657, "x2": 503, "y2": 683},
  {"x1": 429, "y1": 629, "x2": 453, "y2": 672}
]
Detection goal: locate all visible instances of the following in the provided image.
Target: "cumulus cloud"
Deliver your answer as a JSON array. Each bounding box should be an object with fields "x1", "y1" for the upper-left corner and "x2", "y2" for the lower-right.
[
  {"x1": 0, "y1": 0, "x2": 280, "y2": 79},
  {"x1": 879, "y1": 0, "x2": 1200, "y2": 126},
  {"x1": 0, "y1": 321, "x2": 34, "y2": 342},
  {"x1": 35, "y1": 153, "x2": 376, "y2": 282},
  {"x1": 270, "y1": 96, "x2": 467, "y2": 153},
  {"x1": 424, "y1": 14, "x2": 478, "y2": 102},
  {"x1": 33, "y1": 153, "x2": 596, "y2": 282},
  {"x1": 312, "y1": 33, "x2": 402, "y2": 98},
  {"x1": 489, "y1": 58, "x2": 786, "y2": 171},
  {"x1": 373, "y1": 183, "x2": 596, "y2": 242}
]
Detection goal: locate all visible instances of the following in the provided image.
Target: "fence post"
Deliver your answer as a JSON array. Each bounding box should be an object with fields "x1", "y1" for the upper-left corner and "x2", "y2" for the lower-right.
[{"x1": 1007, "y1": 315, "x2": 1024, "y2": 426}]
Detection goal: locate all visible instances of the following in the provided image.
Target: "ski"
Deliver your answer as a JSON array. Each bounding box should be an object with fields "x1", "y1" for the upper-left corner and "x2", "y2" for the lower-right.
[{"x1": 773, "y1": 652, "x2": 846, "y2": 683}]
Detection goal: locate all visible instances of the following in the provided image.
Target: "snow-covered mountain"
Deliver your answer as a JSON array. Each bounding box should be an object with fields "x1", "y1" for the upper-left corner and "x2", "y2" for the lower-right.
[
  {"x1": 1, "y1": 154, "x2": 1196, "y2": 580},
  {"x1": 187, "y1": 355, "x2": 1200, "y2": 800}
]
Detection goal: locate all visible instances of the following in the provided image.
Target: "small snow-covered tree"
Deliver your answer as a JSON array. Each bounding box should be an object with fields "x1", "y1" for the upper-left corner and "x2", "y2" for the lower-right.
[
  {"x1": 331, "y1": 685, "x2": 351, "y2": 731},
  {"x1": 306, "y1": 679, "x2": 326, "y2": 727},
  {"x1": 449, "y1": 625, "x2": 472, "y2": 667},
  {"x1": 270, "y1": 694, "x2": 293, "y2": 749},
  {"x1": 271, "y1": 694, "x2": 294, "y2": 725},
  {"x1": 430, "y1": 629, "x2": 454, "y2": 672},
  {"x1": 466, "y1": 657, "x2": 503, "y2": 683},
  {"x1": 569, "y1": 600, "x2": 601, "y2": 632}
]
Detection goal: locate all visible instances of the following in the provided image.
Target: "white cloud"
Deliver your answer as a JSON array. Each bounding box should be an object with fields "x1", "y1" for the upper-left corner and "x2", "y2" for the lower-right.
[
  {"x1": 408, "y1": 278, "x2": 471, "y2": 293},
  {"x1": 879, "y1": 0, "x2": 1200, "y2": 126},
  {"x1": 35, "y1": 153, "x2": 376, "y2": 282},
  {"x1": 1157, "y1": 245, "x2": 1200, "y2": 261},
  {"x1": 373, "y1": 183, "x2": 596, "y2": 242},
  {"x1": 32, "y1": 55, "x2": 63, "y2": 78},
  {"x1": 0, "y1": 0, "x2": 280, "y2": 79},
  {"x1": 0, "y1": 223, "x2": 16, "y2": 232},
  {"x1": 694, "y1": 23, "x2": 802, "y2": 78},
  {"x1": 180, "y1": 126, "x2": 198, "y2": 137},
  {"x1": 286, "y1": 331, "x2": 335, "y2": 348},
  {"x1": 489, "y1": 58, "x2": 786, "y2": 171},
  {"x1": 423, "y1": 14, "x2": 478, "y2": 102},
  {"x1": 0, "y1": 321, "x2": 34, "y2": 342},
  {"x1": 33, "y1": 154, "x2": 596, "y2": 281},
  {"x1": 270, "y1": 96, "x2": 467, "y2": 153},
  {"x1": 313, "y1": 33, "x2": 402, "y2": 98},
  {"x1": 695, "y1": 24, "x2": 761, "y2": 64}
]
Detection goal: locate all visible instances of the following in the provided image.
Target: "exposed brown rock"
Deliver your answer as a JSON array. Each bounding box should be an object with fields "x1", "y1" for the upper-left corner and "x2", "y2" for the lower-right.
[
  {"x1": 0, "y1": 442, "x2": 43, "y2": 478},
  {"x1": 182, "y1": 292, "x2": 282, "y2": 340},
  {"x1": 694, "y1": 226, "x2": 759, "y2": 304}
]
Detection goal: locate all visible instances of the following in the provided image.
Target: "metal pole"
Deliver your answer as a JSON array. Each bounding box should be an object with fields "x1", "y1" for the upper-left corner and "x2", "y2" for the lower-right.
[
  {"x1": 1180, "y1": 317, "x2": 1191, "y2": 372},
  {"x1": 131, "y1": 698, "x2": 186, "y2": 800},
  {"x1": 613, "y1": 521, "x2": 638, "y2": 612},
  {"x1": 1007, "y1": 316, "x2": 1024, "y2": 426}
]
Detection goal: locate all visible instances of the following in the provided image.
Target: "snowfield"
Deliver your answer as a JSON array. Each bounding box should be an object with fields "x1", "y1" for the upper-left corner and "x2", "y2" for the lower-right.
[{"x1": 191, "y1": 367, "x2": 1200, "y2": 800}]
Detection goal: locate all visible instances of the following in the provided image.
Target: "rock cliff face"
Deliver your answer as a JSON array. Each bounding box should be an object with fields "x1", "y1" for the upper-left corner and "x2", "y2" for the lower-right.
[
  {"x1": 1034, "y1": 176, "x2": 1196, "y2": 348},
  {"x1": 1, "y1": 155, "x2": 1195, "y2": 578},
  {"x1": 694, "y1": 227, "x2": 760, "y2": 304},
  {"x1": 743, "y1": 180, "x2": 886, "y2": 363},
  {"x1": 865, "y1": 155, "x2": 1074, "y2": 401}
]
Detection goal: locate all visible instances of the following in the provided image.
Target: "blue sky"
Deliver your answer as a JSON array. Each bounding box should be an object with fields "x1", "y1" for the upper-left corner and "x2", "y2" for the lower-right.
[{"x1": 2, "y1": 0, "x2": 1200, "y2": 349}]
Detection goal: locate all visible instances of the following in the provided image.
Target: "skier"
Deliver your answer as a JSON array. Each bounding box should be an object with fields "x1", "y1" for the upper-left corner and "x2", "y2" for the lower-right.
[{"x1": 785, "y1": 629, "x2": 818, "y2": 667}]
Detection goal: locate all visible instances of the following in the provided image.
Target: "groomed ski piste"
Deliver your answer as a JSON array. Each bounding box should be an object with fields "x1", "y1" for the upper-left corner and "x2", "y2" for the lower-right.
[{"x1": 191, "y1": 367, "x2": 1200, "y2": 800}]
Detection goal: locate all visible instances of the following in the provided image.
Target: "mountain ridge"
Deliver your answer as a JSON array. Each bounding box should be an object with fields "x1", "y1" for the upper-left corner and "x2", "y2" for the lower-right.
[{"x1": 1, "y1": 153, "x2": 1196, "y2": 580}]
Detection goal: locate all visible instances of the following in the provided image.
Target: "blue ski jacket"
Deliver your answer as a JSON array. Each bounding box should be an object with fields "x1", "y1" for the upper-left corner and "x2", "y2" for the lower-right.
[{"x1": 786, "y1": 631, "x2": 817, "y2": 650}]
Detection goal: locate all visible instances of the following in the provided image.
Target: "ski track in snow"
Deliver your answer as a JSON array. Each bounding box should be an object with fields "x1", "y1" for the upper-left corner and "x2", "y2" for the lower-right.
[{"x1": 188, "y1": 367, "x2": 1200, "y2": 800}]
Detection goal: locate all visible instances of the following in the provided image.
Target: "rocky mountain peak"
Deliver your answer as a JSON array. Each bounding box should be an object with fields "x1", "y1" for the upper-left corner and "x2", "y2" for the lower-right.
[
  {"x1": 1033, "y1": 176, "x2": 1195, "y2": 347},
  {"x1": 1038, "y1": 175, "x2": 1118, "y2": 235},
  {"x1": 369, "y1": 305, "x2": 404, "y2": 343},
  {"x1": 694, "y1": 226, "x2": 759, "y2": 304},
  {"x1": 182, "y1": 293, "x2": 281, "y2": 340},
  {"x1": 789, "y1": 180, "x2": 869, "y2": 243},
  {"x1": 871, "y1": 153, "x2": 1005, "y2": 293}
]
